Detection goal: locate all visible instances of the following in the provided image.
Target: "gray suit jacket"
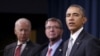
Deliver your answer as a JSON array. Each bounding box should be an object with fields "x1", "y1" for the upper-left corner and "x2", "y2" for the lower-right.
[
  {"x1": 4, "y1": 41, "x2": 41, "y2": 56},
  {"x1": 63, "y1": 30, "x2": 100, "y2": 56}
]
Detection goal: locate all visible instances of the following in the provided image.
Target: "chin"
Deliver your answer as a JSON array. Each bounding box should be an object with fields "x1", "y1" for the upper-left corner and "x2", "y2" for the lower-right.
[
  {"x1": 21, "y1": 39, "x2": 27, "y2": 42},
  {"x1": 69, "y1": 28, "x2": 75, "y2": 31}
]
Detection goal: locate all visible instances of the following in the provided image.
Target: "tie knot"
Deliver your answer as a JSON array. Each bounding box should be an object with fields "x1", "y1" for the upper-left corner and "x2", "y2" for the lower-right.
[
  {"x1": 48, "y1": 48, "x2": 52, "y2": 52},
  {"x1": 70, "y1": 37, "x2": 73, "y2": 41},
  {"x1": 15, "y1": 44, "x2": 22, "y2": 56},
  {"x1": 69, "y1": 37, "x2": 73, "y2": 47},
  {"x1": 18, "y1": 44, "x2": 22, "y2": 47}
]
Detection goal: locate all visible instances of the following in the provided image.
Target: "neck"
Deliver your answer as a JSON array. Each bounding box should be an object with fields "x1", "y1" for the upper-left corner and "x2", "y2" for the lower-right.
[
  {"x1": 71, "y1": 27, "x2": 83, "y2": 34},
  {"x1": 49, "y1": 38, "x2": 61, "y2": 46}
]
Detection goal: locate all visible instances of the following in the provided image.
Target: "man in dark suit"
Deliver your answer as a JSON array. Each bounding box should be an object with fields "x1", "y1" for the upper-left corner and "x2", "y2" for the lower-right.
[
  {"x1": 41, "y1": 17, "x2": 63, "y2": 56},
  {"x1": 63, "y1": 4, "x2": 100, "y2": 56},
  {"x1": 4, "y1": 18, "x2": 41, "y2": 56}
]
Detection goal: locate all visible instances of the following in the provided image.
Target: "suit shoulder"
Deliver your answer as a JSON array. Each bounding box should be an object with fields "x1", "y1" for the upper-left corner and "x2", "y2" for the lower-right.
[
  {"x1": 85, "y1": 32, "x2": 99, "y2": 40},
  {"x1": 4, "y1": 42, "x2": 16, "y2": 50},
  {"x1": 33, "y1": 43, "x2": 41, "y2": 48},
  {"x1": 63, "y1": 39, "x2": 68, "y2": 45}
]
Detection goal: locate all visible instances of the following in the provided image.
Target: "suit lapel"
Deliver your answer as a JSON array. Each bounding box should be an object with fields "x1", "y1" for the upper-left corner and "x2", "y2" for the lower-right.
[
  {"x1": 11, "y1": 46, "x2": 16, "y2": 56},
  {"x1": 54, "y1": 42, "x2": 63, "y2": 56},
  {"x1": 63, "y1": 40, "x2": 69, "y2": 56},
  {"x1": 70, "y1": 30, "x2": 85, "y2": 56},
  {"x1": 10, "y1": 42, "x2": 17, "y2": 56},
  {"x1": 70, "y1": 39, "x2": 82, "y2": 56},
  {"x1": 21, "y1": 46, "x2": 29, "y2": 56},
  {"x1": 21, "y1": 41, "x2": 31, "y2": 56},
  {"x1": 41, "y1": 47, "x2": 48, "y2": 56}
]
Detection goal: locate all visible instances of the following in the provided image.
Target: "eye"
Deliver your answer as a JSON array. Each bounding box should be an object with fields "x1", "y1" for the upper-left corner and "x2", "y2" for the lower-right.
[
  {"x1": 46, "y1": 26, "x2": 51, "y2": 29},
  {"x1": 20, "y1": 29, "x2": 23, "y2": 31},
  {"x1": 54, "y1": 26, "x2": 61, "y2": 29},
  {"x1": 73, "y1": 13, "x2": 79, "y2": 16},
  {"x1": 66, "y1": 13, "x2": 70, "y2": 17},
  {"x1": 46, "y1": 26, "x2": 61, "y2": 29}
]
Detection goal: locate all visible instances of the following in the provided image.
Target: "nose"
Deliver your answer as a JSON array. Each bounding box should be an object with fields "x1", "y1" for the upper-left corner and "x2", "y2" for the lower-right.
[
  {"x1": 21, "y1": 30, "x2": 25, "y2": 34},
  {"x1": 69, "y1": 15, "x2": 74, "y2": 21},
  {"x1": 49, "y1": 27, "x2": 55, "y2": 32}
]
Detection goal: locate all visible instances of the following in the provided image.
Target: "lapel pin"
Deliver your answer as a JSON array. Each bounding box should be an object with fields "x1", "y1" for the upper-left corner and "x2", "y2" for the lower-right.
[
  {"x1": 59, "y1": 49, "x2": 62, "y2": 52},
  {"x1": 76, "y1": 42, "x2": 80, "y2": 45}
]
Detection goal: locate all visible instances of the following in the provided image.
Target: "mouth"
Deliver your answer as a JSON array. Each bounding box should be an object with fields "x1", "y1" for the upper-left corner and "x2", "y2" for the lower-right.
[{"x1": 68, "y1": 22, "x2": 75, "y2": 26}]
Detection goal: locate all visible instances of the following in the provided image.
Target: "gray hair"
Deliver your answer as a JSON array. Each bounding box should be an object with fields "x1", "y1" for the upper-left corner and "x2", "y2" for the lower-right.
[
  {"x1": 15, "y1": 17, "x2": 32, "y2": 29},
  {"x1": 45, "y1": 17, "x2": 63, "y2": 29}
]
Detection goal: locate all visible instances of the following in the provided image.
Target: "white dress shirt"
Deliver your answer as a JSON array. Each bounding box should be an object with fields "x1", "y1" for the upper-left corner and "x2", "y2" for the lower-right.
[
  {"x1": 46, "y1": 39, "x2": 62, "y2": 56},
  {"x1": 70, "y1": 27, "x2": 83, "y2": 45},
  {"x1": 14, "y1": 39, "x2": 29, "y2": 56},
  {"x1": 66, "y1": 27, "x2": 83, "y2": 56}
]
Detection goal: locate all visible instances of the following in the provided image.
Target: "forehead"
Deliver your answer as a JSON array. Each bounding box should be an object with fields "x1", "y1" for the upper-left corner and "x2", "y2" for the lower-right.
[
  {"x1": 46, "y1": 21, "x2": 59, "y2": 26},
  {"x1": 15, "y1": 21, "x2": 31, "y2": 29},
  {"x1": 66, "y1": 7, "x2": 82, "y2": 14}
]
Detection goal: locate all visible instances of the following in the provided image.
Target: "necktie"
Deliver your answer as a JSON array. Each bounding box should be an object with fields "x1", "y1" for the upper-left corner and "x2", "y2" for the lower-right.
[
  {"x1": 15, "y1": 44, "x2": 22, "y2": 56},
  {"x1": 66, "y1": 38, "x2": 73, "y2": 56},
  {"x1": 47, "y1": 48, "x2": 52, "y2": 56}
]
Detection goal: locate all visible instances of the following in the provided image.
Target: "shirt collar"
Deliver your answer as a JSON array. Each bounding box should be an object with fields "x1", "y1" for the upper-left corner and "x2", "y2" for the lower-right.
[
  {"x1": 17, "y1": 39, "x2": 29, "y2": 45},
  {"x1": 48, "y1": 39, "x2": 62, "y2": 48},
  {"x1": 48, "y1": 39, "x2": 62, "y2": 56},
  {"x1": 70, "y1": 27, "x2": 83, "y2": 44}
]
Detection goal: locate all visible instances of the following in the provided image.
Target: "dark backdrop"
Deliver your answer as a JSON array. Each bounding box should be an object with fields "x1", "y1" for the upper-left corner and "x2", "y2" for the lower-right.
[
  {"x1": 0, "y1": 0, "x2": 48, "y2": 56},
  {"x1": 48, "y1": 0, "x2": 100, "y2": 40},
  {"x1": 0, "y1": 13, "x2": 48, "y2": 56},
  {"x1": 0, "y1": 0, "x2": 100, "y2": 56}
]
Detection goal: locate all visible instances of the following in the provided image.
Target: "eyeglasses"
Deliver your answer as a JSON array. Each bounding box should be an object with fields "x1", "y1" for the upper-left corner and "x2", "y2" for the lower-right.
[{"x1": 46, "y1": 26, "x2": 61, "y2": 29}]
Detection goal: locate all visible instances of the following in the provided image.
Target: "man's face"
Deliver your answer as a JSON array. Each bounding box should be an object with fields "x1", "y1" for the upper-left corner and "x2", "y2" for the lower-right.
[
  {"x1": 15, "y1": 22, "x2": 31, "y2": 42},
  {"x1": 66, "y1": 7, "x2": 86, "y2": 33},
  {"x1": 45, "y1": 21, "x2": 63, "y2": 41}
]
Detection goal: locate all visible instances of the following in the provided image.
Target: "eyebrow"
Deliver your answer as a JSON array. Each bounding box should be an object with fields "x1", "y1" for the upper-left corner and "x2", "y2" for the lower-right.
[{"x1": 66, "y1": 12, "x2": 79, "y2": 15}]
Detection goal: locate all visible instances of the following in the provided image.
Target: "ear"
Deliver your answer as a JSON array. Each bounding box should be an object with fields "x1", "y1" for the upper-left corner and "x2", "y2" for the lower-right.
[{"x1": 83, "y1": 17, "x2": 87, "y2": 24}]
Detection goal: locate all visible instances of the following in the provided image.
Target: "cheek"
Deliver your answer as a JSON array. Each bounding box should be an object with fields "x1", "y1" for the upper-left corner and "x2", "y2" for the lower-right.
[
  {"x1": 55, "y1": 30, "x2": 61, "y2": 34},
  {"x1": 66, "y1": 19, "x2": 69, "y2": 25},
  {"x1": 45, "y1": 30, "x2": 48, "y2": 33},
  {"x1": 66, "y1": 18, "x2": 68, "y2": 22},
  {"x1": 76, "y1": 20, "x2": 83, "y2": 27},
  {"x1": 15, "y1": 31, "x2": 19, "y2": 36},
  {"x1": 75, "y1": 18, "x2": 82, "y2": 23},
  {"x1": 45, "y1": 30, "x2": 49, "y2": 36}
]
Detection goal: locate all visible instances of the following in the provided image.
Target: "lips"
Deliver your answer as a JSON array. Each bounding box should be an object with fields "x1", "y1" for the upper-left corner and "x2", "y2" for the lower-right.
[{"x1": 68, "y1": 22, "x2": 75, "y2": 26}]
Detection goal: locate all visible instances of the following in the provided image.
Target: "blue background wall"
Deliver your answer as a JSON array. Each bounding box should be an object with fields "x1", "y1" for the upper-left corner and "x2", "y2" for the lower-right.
[
  {"x1": 0, "y1": 0, "x2": 100, "y2": 56},
  {"x1": 48, "y1": 0, "x2": 100, "y2": 40}
]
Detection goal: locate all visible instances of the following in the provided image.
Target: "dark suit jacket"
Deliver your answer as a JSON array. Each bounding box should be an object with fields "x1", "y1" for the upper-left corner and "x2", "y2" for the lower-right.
[
  {"x1": 63, "y1": 30, "x2": 100, "y2": 56},
  {"x1": 41, "y1": 41, "x2": 63, "y2": 56},
  {"x1": 4, "y1": 40, "x2": 41, "y2": 56}
]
